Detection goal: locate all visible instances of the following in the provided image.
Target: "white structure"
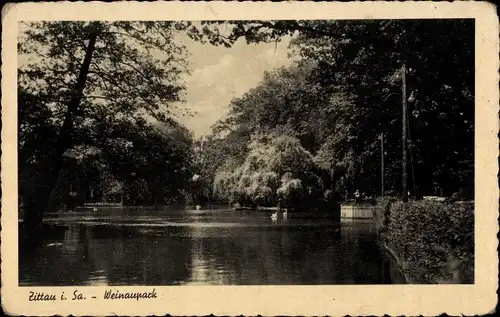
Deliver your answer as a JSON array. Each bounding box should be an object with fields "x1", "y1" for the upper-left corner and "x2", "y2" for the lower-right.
[{"x1": 340, "y1": 204, "x2": 375, "y2": 219}]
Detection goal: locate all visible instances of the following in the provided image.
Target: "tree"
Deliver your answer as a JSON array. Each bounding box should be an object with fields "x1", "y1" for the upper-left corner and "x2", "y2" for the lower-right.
[
  {"x1": 205, "y1": 61, "x2": 359, "y2": 201},
  {"x1": 288, "y1": 19, "x2": 474, "y2": 197},
  {"x1": 19, "y1": 21, "x2": 191, "y2": 235},
  {"x1": 214, "y1": 133, "x2": 323, "y2": 210},
  {"x1": 196, "y1": 19, "x2": 474, "y2": 198},
  {"x1": 99, "y1": 118, "x2": 194, "y2": 205}
]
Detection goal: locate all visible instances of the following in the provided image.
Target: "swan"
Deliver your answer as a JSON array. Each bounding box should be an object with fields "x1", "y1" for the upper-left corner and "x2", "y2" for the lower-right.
[
  {"x1": 196, "y1": 205, "x2": 202, "y2": 210},
  {"x1": 93, "y1": 207, "x2": 98, "y2": 211},
  {"x1": 47, "y1": 242, "x2": 63, "y2": 247},
  {"x1": 271, "y1": 212, "x2": 278, "y2": 221}
]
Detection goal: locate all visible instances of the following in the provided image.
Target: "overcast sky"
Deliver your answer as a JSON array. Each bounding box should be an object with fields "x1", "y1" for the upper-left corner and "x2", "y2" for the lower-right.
[{"x1": 175, "y1": 35, "x2": 293, "y2": 138}]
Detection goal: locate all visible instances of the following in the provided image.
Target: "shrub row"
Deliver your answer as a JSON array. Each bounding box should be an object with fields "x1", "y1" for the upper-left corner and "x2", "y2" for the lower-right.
[{"x1": 380, "y1": 200, "x2": 474, "y2": 284}]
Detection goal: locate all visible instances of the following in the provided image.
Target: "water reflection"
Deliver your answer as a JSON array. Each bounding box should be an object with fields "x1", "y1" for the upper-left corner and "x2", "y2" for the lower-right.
[{"x1": 19, "y1": 206, "x2": 405, "y2": 285}]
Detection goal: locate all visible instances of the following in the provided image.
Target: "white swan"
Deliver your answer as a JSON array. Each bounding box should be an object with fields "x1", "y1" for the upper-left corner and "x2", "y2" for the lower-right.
[
  {"x1": 196, "y1": 205, "x2": 202, "y2": 210},
  {"x1": 93, "y1": 207, "x2": 98, "y2": 211},
  {"x1": 47, "y1": 242, "x2": 63, "y2": 247},
  {"x1": 271, "y1": 212, "x2": 278, "y2": 221}
]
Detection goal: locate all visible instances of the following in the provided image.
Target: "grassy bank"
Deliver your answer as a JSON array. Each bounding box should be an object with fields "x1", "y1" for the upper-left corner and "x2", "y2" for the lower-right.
[{"x1": 377, "y1": 199, "x2": 474, "y2": 284}]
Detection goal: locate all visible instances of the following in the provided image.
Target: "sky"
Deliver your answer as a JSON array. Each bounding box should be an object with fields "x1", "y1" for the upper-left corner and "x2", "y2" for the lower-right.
[{"x1": 174, "y1": 35, "x2": 293, "y2": 138}]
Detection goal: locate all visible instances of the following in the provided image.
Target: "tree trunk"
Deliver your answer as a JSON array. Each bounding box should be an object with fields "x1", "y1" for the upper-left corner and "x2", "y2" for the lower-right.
[{"x1": 22, "y1": 23, "x2": 101, "y2": 239}]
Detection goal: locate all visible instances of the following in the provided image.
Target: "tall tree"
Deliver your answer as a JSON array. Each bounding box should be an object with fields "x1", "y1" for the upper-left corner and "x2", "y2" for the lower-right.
[
  {"x1": 288, "y1": 19, "x2": 474, "y2": 196},
  {"x1": 195, "y1": 19, "x2": 474, "y2": 198},
  {"x1": 19, "y1": 21, "x2": 190, "y2": 235},
  {"x1": 213, "y1": 132, "x2": 321, "y2": 209}
]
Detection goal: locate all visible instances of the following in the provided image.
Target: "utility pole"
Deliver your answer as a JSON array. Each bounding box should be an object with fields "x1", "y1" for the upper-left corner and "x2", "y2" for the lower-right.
[
  {"x1": 401, "y1": 65, "x2": 408, "y2": 202},
  {"x1": 381, "y1": 133, "x2": 384, "y2": 198}
]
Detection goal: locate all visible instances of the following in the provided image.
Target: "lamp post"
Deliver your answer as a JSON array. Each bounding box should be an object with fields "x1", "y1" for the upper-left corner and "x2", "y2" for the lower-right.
[
  {"x1": 381, "y1": 66, "x2": 410, "y2": 202},
  {"x1": 380, "y1": 132, "x2": 384, "y2": 198},
  {"x1": 401, "y1": 65, "x2": 408, "y2": 202}
]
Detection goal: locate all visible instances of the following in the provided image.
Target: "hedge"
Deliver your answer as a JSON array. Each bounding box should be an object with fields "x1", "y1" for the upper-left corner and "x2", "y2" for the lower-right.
[{"x1": 380, "y1": 200, "x2": 474, "y2": 284}]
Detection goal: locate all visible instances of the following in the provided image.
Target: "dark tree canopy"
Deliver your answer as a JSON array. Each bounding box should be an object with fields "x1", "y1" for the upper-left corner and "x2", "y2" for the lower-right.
[
  {"x1": 195, "y1": 19, "x2": 474, "y2": 201},
  {"x1": 18, "y1": 21, "x2": 195, "y2": 233}
]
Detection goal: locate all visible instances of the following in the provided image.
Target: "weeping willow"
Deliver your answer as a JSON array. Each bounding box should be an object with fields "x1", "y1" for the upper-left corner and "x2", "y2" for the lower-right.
[{"x1": 213, "y1": 133, "x2": 323, "y2": 208}]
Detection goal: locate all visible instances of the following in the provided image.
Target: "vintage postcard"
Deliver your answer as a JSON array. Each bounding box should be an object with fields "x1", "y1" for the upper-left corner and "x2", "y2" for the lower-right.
[{"x1": 1, "y1": 1, "x2": 499, "y2": 316}]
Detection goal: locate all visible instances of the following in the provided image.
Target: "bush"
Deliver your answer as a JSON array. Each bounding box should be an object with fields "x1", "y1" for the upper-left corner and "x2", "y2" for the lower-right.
[{"x1": 383, "y1": 200, "x2": 474, "y2": 283}]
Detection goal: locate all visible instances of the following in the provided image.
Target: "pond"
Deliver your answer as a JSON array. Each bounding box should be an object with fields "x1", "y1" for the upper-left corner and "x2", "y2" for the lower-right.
[{"x1": 19, "y1": 205, "x2": 405, "y2": 285}]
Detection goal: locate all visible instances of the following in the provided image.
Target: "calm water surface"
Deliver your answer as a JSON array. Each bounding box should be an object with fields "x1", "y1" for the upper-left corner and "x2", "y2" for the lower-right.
[{"x1": 19, "y1": 206, "x2": 405, "y2": 285}]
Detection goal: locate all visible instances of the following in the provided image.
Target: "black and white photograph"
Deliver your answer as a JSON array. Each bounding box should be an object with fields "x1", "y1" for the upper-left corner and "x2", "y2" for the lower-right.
[{"x1": 2, "y1": 1, "x2": 498, "y2": 316}]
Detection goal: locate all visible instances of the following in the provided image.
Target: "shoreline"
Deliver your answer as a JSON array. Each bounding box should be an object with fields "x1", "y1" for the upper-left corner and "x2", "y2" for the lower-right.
[{"x1": 381, "y1": 242, "x2": 412, "y2": 284}]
